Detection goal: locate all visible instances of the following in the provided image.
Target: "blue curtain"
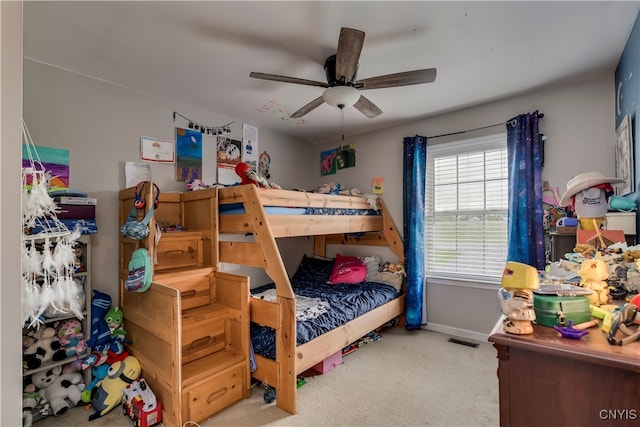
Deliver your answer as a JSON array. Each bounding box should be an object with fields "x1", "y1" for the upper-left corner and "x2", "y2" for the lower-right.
[
  {"x1": 402, "y1": 135, "x2": 427, "y2": 329},
  {"x1": 506, "y1": 111, "x2": 545, "y2": 270}
]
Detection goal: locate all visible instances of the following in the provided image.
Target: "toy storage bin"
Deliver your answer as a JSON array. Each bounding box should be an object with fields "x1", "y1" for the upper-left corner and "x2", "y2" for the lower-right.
[
  {"x1": 311, "y1": 350, "x2": 343, "y2": 374},
  {"x1": 605, "y1": 212, "x2": 636, "y2": 235}
]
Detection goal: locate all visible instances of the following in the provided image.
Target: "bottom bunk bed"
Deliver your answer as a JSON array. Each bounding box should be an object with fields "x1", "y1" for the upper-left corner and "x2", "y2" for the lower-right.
[
  {"x1": 250, "y1": 254, "x2": 404, "y2": 361},
  {"x1": 249, "y1": 262, "x2": 405, "y2": 414},
  {"x1": 217, "y1": 184, "x2": 405, "y2": 414}
]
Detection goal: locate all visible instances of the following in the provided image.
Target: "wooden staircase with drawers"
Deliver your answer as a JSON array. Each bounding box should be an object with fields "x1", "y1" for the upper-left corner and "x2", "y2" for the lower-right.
[{"x1": 119, "y1": 184, "x2": 250, "y2": 427}]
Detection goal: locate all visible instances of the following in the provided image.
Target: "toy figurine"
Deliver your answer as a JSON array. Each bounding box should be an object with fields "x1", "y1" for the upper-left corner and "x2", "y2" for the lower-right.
[
  {"x1": 579, "y1": 253, "x2": 611, "y2": 306},
  {"x1": 498, "y1": 261, "x2": 540, "y2": 334},
  {"x1": 558, "y1": 172, "x2": 623, "y2": 230}
]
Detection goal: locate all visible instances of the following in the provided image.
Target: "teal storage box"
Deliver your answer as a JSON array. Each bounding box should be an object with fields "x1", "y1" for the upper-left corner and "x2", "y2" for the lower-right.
[{"x1": 533, "y1": 294, "x2": 592, "y2": 327}]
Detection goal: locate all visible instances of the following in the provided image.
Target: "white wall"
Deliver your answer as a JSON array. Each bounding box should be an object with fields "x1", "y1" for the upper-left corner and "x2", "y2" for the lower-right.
[
  {"x1": 314, "y1": 73, "x2": 618, "y2": 341},
  {"x1": 23, "y1": 59, "x2": 316, "y2": 300},
  {"x1": 1, "y1": 2, "x2": 24, "y2": 425}
]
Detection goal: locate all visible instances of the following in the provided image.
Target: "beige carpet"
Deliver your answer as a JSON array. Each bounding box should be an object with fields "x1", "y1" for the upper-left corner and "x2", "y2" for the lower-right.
[{"x1": 34, "y1": 327, "x2": 499, "y2": 427}]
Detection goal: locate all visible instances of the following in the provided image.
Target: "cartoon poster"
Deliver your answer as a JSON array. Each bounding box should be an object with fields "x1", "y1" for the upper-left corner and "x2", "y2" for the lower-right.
[
  {"x1": 22, "y1": 145, "x2": 70, "y2": 191},
  {"x1": 175, "y1": 127, "x2": 202, "y2": 182},
  {"x1": 217, "y1": 136, "x2": 242, "y2": 166},
  {"x1": 320, "y1": 148, "x2": 338, "y2": 176},
  {"x1": 336, "y1": 144, "x2": 356, "y2": 169}
]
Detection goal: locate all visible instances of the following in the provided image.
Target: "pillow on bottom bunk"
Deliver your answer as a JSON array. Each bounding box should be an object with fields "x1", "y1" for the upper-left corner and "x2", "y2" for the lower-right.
[
  {"x1": 361, "y1": 255, "x2": 382, "y2": 280},
  {"x1": 291, "y1": 255, "x2": 335, "y2": 283},
  {"x1": 327, "y1": 254, "x2": 367, "y2": 284},
  {"x1": 372, "y1": 262, "x2": 405, "y2": 292}
]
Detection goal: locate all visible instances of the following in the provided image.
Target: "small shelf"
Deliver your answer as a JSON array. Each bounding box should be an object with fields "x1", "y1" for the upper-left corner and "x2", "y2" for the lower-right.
[
  {"x1": 23, "y1": 349, "x2": 90, "y2": 376},
  {"x1": 22, "y1": 235, "x2": 92, "y2": 390}
]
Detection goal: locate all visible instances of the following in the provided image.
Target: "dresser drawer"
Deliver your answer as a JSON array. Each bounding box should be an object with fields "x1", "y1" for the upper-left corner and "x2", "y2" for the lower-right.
[
  {"x1": 154, "y1": 267, "x2": 213, "y2": 311},
  {"x1": 155, "y1": 232, "x2": 203, "y2": 270},
  {"x1": 183, "y1": 364, "x2": 245, "y2": 422},
  {"x1": 181, "y1": 315, "x2": 226, "y2": 364}
]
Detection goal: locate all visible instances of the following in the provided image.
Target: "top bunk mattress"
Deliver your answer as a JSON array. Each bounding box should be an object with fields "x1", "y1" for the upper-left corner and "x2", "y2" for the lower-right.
[{"x1": 219, "y1": 203, "x2": 378, "y2": 216}]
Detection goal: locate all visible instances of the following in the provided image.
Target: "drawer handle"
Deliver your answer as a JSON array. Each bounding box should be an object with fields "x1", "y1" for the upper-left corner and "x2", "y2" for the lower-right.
[
  {"x1": 189, "y1": 336, "x2": 212, "y2": 349},
  {"x1": 181, "y1": 290, "x2": 197, "y2": 299},
  {"x1": 207, "y1": 387, "x2": 228, "y2": 404},
  {"x1": 165, "y1": 250, "x2": 185, "y2": 258}
]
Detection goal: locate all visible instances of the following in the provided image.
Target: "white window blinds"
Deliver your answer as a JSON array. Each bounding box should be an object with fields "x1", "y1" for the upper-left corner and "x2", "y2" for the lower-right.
[{"x1": 425, "y1": 133, "x2": 508, "y2": 283}]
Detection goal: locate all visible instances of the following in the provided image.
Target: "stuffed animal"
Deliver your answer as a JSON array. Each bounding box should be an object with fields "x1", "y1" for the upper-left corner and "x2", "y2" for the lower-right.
[
  {"x1": 89, "y1": 355, "x2": 141, "y2": 421},
  {"x1": 23, "y1": 326, "x2": 68, "y2": 371},
  {"x1": 23, "y1": 379, "x2": 43, "y2": 427},
  {"x1": 104, "y1": 306, "x2": 128, "y2": 354},
  {"x1": 81, "y1": 363, "x2": 109, "y2": 403},
  {"x1": 235, "y1": 162, "x2": 256, "y2": 186},
  {"x1": 185, "y1": 178, "x2": 209, "y2": 191},
  {"x1": 235, "y1": 161, "x2": 280, "y2": 189},
  {"x1": 31, "y1": 365, "x2": 83, "y2": 416},
  {"x1": 57, "y1": 319, "x2": 87, "y2": 357},
  {"x1": 579, "y1": 253, "x2": 611, "y2": 306},
  {"x1": 85, "y1": 290, "x2": 113, "y2": 352}
]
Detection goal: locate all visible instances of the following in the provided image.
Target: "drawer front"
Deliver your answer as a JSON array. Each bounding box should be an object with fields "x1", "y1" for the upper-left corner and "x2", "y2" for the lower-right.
[
  {"x1": 156, "y1": 235, "x2": 203, "y2": 270},
  {"x1": 183, "y1": 364, "x2": 245, "y2": 423},
  {"x1": 182, "y1": 317, "x2": 226, "y2": 364},
  {"x1": 155, "y1": 269, "x2": 212, "y2": 311}
]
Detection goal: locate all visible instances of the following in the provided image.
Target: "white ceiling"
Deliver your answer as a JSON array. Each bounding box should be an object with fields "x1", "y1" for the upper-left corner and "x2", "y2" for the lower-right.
[{"x1": 23, "y1": 1, "x2": 640, "y2": 144}]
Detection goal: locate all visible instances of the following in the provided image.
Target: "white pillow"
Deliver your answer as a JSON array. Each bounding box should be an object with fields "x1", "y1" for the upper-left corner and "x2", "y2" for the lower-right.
[{"x1": 360, "y1": 255, "x2": 381, "y2": 281}]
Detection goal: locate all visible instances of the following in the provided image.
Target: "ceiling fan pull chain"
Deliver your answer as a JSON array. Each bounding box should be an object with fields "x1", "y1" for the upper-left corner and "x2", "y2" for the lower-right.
[{"x1": 340, "y1": 105, "x2": 345, "y2": 148}]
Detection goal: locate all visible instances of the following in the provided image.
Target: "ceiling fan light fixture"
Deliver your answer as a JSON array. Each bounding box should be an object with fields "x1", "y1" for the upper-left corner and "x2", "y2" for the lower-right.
[{"x1": 322, "y1": 86, "x2": 360, "y2": 108}]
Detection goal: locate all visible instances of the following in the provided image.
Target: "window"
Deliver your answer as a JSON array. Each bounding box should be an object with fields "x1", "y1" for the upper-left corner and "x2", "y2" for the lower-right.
[{"x1": 425, "y1": 133, "x2": 508, "y2": 284}]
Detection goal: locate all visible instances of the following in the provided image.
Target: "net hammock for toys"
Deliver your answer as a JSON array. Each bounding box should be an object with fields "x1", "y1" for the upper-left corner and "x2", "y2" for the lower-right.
[{"x1": 22, "y1": 120, "x2": 84, "y2": 328}]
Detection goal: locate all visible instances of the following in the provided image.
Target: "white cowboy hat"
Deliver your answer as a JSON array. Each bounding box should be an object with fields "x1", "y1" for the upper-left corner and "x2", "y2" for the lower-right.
[{"x1": 558, "y1": 171, "x2": 624, "y2": 206}]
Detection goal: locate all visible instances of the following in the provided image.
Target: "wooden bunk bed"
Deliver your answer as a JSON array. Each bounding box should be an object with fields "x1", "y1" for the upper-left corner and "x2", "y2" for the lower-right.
[{"x1": 217, "y1": 184, "x2": 405, "y2": 415}]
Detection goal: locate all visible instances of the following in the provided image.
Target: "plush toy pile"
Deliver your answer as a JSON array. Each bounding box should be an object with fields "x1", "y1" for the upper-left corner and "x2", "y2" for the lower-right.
[{"x1": 22, "y1": 289, "x2": 138, "y2": 424}]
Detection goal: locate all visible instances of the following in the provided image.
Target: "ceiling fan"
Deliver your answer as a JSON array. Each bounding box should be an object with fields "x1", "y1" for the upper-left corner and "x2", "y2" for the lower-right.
[{"x1": 250, "y1": 27, "x2": 437, "y2": 119}]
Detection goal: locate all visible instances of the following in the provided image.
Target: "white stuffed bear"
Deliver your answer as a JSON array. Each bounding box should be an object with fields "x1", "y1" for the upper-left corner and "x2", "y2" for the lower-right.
[{"x1": 31, "y1": 365, "x2": 83, "y2": 416}]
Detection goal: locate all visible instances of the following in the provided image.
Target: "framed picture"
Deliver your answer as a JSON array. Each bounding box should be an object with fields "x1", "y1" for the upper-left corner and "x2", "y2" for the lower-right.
[{"x1": 615, "y1": 115, "x2": 634, "y2": 195}]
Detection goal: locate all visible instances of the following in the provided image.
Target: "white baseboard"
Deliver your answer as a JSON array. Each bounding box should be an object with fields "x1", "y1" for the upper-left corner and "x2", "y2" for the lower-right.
[{"x1": 422, "y1": 322, "x2": 489, "y2": 343}]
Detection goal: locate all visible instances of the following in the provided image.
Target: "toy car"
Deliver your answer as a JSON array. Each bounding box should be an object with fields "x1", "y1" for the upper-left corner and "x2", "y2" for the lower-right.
[{"x1": 122, "y1": 379, "x2": 162, "y2": 427}]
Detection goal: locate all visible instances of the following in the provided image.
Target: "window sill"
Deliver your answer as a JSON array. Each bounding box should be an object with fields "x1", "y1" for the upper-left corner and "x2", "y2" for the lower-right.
[{"x1": 426, "y1": 275, "x2": 500, "y2": 290}]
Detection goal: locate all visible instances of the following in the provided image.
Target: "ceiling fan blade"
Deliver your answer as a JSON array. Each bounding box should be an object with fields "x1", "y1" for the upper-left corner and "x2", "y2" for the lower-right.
[
  {"x1": 354, "y1": 95, "x2": 383, "y2": 119},
  {"x1": 250, "y1": 72, "x2": 329, "y2": 88},
  {"x1": 335, "y1": 27, "x2": 365, "y2": 83},
  {"x1": 357, "y1": 68, "x2": 437, "y2": 90},
  {"x1": 290, "y1": 96, "x2": 325, "y2": 118}
]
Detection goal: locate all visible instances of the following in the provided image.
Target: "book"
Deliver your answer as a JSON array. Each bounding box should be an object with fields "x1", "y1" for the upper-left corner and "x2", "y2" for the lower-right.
[{"x1": 54, "y1": 196, "x2": 97, "y2": 205}]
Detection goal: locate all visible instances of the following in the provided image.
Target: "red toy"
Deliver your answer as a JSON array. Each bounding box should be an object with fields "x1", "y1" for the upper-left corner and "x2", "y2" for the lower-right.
[
  {"x1": 122, "y1": 379, "x2": 161, "y2": 427},
  {"x1": 235, "y1": 161, "x2": 271, "y2": 188},
  {"x1": 235, "y1": 162, "x2": 254, "y2": 186}
]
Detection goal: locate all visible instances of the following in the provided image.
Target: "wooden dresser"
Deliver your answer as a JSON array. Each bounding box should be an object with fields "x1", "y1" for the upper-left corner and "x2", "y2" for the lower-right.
[{"x1": 489, "y1": 318, "x2": 640, "y2": 427}]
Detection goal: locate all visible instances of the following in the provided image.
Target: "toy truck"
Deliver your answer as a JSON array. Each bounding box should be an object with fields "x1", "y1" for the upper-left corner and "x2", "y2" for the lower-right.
[{"x1": 122, "y1": 378, "x2": 162, "y2": 427}]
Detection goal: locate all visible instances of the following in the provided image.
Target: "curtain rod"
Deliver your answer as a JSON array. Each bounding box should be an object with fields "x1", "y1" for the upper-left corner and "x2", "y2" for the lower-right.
[{"x1": 427, "y1": 112, "x2": 544, "y2": 140}]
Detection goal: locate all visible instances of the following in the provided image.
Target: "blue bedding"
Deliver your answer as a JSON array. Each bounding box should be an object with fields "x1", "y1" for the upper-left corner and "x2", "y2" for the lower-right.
[
  {"x1": 250, "y1": 256, "x2": 399, "y2": 360},
  {"x1": 220, "y1": 203, "x2": 379, "y2": 216}
]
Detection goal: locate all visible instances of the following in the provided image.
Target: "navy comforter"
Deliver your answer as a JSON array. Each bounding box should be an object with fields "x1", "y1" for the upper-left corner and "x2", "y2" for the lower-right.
[{"x1": 250, "y1": 255, "x2": 398, "y2": 360}]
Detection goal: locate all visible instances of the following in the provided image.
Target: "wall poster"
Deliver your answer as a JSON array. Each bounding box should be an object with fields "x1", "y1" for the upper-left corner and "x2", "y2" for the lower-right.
[
  {"x1": 615, "y1": 114, "x2": 634, "y2": 195},
  {"x1": 175, "y1": 127, "x2": 202, "y2": 182},
  {"x1": 22, "y1": 145, "x2": 70, "y2": 191}
]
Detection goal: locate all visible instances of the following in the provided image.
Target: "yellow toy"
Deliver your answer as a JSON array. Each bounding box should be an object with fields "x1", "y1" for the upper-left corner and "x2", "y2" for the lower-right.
[
  {"x1": 579, "y1": 253, "x2": 610, "y2": 306},
  {"x1": 88, "y1": 355, "x2": 141, "y2": 421},
  {"x1": 498, "y1": 262, "x2": 540, "y2": 334}
]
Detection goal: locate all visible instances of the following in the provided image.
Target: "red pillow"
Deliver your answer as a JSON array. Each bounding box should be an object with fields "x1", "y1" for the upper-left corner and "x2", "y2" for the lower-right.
[{"x1": 327, "y1": 254, "x2": 367, "y2": 284}]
